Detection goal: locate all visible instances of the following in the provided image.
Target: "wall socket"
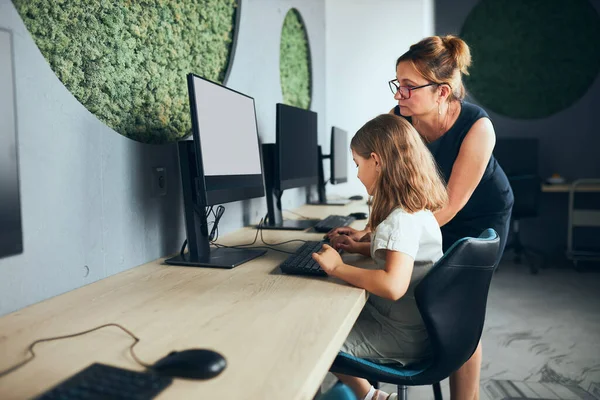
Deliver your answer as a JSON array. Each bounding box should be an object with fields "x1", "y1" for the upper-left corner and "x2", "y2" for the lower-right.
[{"x1": 152, "y1": 167, "x2": 167, "y2": 196}]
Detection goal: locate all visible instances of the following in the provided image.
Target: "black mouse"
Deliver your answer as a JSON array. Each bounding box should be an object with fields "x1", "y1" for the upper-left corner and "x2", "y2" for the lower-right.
[
  {"x1": 152, "y1": 349, "x2": 227, "y2": 380},
  {"x1": 349, "y1": 195, "x2": 364, "y2": 201},
  {"x1": 349, "y1": 212, "x2": 368, "y2": 220}
]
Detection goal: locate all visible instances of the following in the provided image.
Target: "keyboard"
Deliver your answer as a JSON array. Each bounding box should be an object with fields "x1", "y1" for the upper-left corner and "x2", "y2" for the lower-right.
[
  {"x1": 279, "y1": 241, "x2": 335, "y2": 276},
  {"x1": 35, "y1": 363, "x2": 172, "y2": 400},
  {"x1": 313, "y1": 215, "x2": 356, "y2": 233}
]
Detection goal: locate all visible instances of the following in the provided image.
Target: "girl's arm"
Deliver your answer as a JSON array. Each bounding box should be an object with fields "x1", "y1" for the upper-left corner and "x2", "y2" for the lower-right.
[
  {"x1": 312, "y1": 245, "x2": 413, "y2": 301},
  {"x1": 435, "y1": 118, "x2": 496, "y2": 227}
]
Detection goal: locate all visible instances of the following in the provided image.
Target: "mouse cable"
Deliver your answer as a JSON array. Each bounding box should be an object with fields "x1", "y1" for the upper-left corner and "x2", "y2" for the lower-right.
[{"x1": 0, "y1": 323, "x2": 152, "y2": 379}]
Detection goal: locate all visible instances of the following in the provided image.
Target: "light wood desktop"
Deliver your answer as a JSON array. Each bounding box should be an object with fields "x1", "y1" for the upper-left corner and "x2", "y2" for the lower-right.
[{"x1": 0, "y1": 203, "x2": 370, "y2": 400}]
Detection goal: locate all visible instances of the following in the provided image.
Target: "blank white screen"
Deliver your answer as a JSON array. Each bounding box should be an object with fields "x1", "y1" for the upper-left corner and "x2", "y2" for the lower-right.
[{"x1": 192, "y1": 76, "x2": 262, "y2": 176}]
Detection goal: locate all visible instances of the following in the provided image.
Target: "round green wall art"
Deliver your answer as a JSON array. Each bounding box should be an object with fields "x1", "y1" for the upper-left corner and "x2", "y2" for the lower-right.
[
  {"x1": 13, "y1": 0, "x2": 239, "y2": 143},
  {"x1": 280, "y1": 8, "x2": 312, "y2": 110},
  {"x1": 460, "y1": 0, "x2": 600, "y2": 119}
]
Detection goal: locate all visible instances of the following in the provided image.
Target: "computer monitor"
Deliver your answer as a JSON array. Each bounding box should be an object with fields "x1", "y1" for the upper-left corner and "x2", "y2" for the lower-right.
[
  {"x1": 308, "y1": 126, "x2": 350, "y2": 206},
  {"x1": 165, "y1": 74, "x2": 266, "y2": 268},
  {"x1": 331, "y1": 126, "x2": 348, "y2": 184},
  {"x1": 493, "y1": 138, "x2": 538, "y2": 176},
  {"x1": 261, "y1": 103, "x2": 320, "y2": 230},
  {"x1": 0, "y1": 29, "x2": 23, "y2": 260}
]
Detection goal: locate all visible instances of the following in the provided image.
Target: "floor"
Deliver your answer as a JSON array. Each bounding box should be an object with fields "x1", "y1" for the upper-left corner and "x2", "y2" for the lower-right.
[{"x1": 322, "y1": 259, "x2": 600, "y2": 399}]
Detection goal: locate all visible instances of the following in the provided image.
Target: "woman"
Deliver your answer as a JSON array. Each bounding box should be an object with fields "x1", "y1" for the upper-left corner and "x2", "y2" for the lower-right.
[{"x1": 330, "y1": 35, "x2": 513, "y2": 400}]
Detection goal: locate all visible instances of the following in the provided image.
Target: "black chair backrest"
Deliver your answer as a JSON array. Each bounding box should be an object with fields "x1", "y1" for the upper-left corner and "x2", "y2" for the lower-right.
[
  {"x1": 508, "y1": 175, "x2": 541, "y2": 219},
  {"x1": 414, "y1": 229, "x2": 499, "y2": 383}
]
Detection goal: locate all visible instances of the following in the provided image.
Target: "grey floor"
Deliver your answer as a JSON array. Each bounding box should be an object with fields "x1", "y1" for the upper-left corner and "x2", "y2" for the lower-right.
[{"x1": 323, "y1": 259, "x2": 600, "y2": 399}]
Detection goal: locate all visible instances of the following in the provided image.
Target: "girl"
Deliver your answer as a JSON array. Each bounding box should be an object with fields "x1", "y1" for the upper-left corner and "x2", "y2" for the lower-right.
[{"x1": 312, "y1": 114, "x2": 448, "y2": 400}]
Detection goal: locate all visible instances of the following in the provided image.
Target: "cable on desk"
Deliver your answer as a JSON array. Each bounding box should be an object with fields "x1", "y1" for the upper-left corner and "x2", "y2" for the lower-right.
[
  {"x1": 178, "y1": 207, "x2": 312, "y2": 257},
  {"x1": 0, "y1": 323, "x2": 151, "y2": 379},
  {"x1": 283, "y1": 209, "x2": 312, "y2": 220}
]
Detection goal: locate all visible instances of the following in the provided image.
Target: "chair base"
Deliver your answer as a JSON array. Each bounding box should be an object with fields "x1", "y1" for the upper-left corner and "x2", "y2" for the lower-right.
[
  {"x1": 504, "y1": 221, "x2": 545, "y2": 274},
  {"x1": 395, "y1": 382, "x2": 442, "y2": 400}
]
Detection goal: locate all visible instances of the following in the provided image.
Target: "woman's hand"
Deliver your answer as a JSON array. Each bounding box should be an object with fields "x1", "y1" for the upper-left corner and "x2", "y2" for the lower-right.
[
  {"x1": 312, "y1": 244, "x2": 344, "y2": 275},
  {"x1": 326, "y1": 226, "x2": 365, "y2": 241}
]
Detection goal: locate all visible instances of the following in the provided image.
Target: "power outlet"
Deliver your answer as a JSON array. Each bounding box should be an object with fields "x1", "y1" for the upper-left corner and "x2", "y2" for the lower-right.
[{"x1": 152, "y1": 167, "x2": 167, "y2": 196}]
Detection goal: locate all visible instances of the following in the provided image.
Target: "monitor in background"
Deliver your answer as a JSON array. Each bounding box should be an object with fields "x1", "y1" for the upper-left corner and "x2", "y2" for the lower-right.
[
  {"x1": 308, "y1": 126, "x2": 350, "y2": 206},
  {"x1": 166, "y1": 74, "x2": 266, "y2": 269},
  {"x1": 0, "y1": 29, "x2": 23, "y2": 260},
  {"x1": 261, "y1": 103, "x2": 320, "y2": 230},
  {"x1": 493, "y1": 137, "x2": 538, "y2": 176}
]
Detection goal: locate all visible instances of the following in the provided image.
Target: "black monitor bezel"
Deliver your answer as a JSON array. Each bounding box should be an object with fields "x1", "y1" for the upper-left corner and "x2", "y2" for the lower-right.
[
  {"x1": 187, "y1": 73, "x2": 265, "y2": 206},
  {"x1": 0, "y1": 28, "x2": 23, "y2": 260},
  {"x1": 330, "y1": 126, "x2": 348, "y2": 185},
  {"x1": 275, "y1": 103, "x2": 319, "y2": 191}
]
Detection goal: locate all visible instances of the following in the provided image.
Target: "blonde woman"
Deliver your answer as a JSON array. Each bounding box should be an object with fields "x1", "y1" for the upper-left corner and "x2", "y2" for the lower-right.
[{"x1": 313, "y1": 114, "x2": 448, "y2": 400}]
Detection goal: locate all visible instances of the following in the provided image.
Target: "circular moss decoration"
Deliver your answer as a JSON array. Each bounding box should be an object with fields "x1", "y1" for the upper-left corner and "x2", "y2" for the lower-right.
[
  {"x1": 460, "y1": 0, "x2": 600, "y2": 119},
  {"x1": 13, "y1": 0, "x2": 239, "y2": 143},
  {"x1": 280, "y1": 8, "x2": 312, "y2": 109}
]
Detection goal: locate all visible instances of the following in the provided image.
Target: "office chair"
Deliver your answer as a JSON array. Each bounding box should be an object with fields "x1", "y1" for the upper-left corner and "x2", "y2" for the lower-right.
[
  {"x1": 317, "y1": 382, "x2": 358, "y2": 400},
  {"x1": 330, "y1": 229, "x2": 500, "y2": 400},
  {"x1": 493, "y1": 137, "x2": 543, "y2": 274},
  {"x1": 504, "y1": 175, "x2": 544, "y2": 274}
]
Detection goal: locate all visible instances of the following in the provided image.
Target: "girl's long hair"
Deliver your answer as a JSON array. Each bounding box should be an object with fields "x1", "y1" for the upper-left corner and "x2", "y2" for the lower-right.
[{"x1": 351, "y1": 114, "x2": 448, "y2": 229}]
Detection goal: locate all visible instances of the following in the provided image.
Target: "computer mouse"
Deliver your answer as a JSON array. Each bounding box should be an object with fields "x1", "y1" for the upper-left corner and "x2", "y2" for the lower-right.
[
  {"x1": 152, "y1": 349, "x2": 227, "y2": 380},
  {"x1": 349, "y1": 195, "x2": 364, "y2": 201},
  {"x1": 349, "y1": 212, "x2": 368, "y2": 220}
]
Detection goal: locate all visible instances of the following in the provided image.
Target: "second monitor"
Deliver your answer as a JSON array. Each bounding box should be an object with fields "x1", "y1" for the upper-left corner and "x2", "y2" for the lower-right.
[
  {"x1": 309, "y1": 126, "x2": 350, "y2": 206},
  {"x1": 262, "y1": 103, "x2": 321, "y2": 230}
]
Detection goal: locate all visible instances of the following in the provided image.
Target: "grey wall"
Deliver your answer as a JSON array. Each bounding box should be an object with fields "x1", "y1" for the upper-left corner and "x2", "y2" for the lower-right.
[
  {"x1": 0, "y1": 0, "x2": 326, "y2": 316},
  {"x1": 435, "y1": 0, "x2": 600, "y2": 260}
]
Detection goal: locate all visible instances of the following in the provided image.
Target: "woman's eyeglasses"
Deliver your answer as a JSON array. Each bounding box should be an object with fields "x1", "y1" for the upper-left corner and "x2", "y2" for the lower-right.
[{"x1": 388, "y1": 79, "x2": 437, "y2": 99}]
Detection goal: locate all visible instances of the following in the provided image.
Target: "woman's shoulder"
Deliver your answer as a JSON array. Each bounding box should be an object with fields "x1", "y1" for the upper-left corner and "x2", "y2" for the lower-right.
[{"x1": 460, "y1": 101, "x2": 490, "y2": 121}]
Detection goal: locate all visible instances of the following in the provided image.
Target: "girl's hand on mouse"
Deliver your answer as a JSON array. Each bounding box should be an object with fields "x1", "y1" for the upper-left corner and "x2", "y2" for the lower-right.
[
  {"x1": 312, "y1": 244, "x2": 344, "y2": 275},
  {"x1": 326, "y1": 226, "x2": 364, "y2": 241}
]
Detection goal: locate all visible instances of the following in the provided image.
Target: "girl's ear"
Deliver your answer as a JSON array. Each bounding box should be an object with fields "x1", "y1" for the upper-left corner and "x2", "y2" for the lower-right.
[{"x1": 371, "y1": 152, "x2": 382, "y2": 169}]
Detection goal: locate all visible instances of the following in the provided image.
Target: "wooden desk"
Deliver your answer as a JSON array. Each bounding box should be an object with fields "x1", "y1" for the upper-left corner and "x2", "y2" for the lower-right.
[{"x1": 0, "y1": 203, "x2": 370, "y2": 400}]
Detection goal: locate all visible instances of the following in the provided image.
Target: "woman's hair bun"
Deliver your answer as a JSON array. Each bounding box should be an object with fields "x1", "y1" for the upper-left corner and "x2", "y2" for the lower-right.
[{"x1": 441, "y1": 35, "x2": 471, "y2": 75}]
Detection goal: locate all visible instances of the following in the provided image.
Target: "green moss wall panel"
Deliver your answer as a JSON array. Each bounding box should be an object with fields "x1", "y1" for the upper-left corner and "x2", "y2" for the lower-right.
[
  {"x1": 461, "y1": 0, "x2": 600, "y2": 119},
  {"x1": 12, "y1": 0, "x2": 239, "y2": 143},
  {"x1": 280, "y1": 8, "x2": 311, "y2": 109}
]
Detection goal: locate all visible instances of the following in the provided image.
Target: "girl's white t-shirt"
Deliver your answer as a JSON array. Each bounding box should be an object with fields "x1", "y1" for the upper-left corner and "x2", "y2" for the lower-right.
[{"x1": 365, "y1": 207, "x2": 443, "y2": 356}]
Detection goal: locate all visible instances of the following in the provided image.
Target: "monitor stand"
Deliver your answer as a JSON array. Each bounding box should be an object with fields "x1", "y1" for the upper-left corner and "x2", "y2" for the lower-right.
[
  {"x1": 166, "y1": 246, "x2": 265, "y2": 269},
  {"x1": 165, "y1": 141, "x2": 266, "y2": 268},
  {"x1": 261, "y1": 187, "x2": 320, "y2": 231},
  {"x1": 260, "y1": 143, "x2": 320, "y2": 231},
  {"x1": 307, "y1": 146, "x2": 350, "y2": 206}
]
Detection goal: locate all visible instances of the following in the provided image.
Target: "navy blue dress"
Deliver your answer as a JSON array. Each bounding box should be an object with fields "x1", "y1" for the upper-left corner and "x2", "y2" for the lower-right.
[{"x1": 394, "y1": 102, "x2": 514, "y2": 264}]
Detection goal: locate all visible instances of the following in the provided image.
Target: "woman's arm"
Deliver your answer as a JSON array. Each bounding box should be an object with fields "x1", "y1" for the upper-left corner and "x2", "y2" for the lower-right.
[
  {"x1": 435, "y1": 118, "x2": 496, "y2": 227},
  {"x1": 312, "y1": 246, "x2": 414, "y2": 301}
]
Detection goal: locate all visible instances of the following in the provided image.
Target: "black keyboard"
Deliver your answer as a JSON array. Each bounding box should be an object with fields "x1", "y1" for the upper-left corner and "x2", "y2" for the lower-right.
[
  {"x1": 313, "y1": 215, "x2": 356, "y2": 233},
  {"x1": 280, "y1": 241, "x2": 335, "y2": 276},
  {"x1": 35, "y1": 363, "x2": 172, "y2": 400}
]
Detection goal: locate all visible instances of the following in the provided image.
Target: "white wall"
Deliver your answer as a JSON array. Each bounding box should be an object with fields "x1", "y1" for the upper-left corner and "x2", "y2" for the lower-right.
[
  {"x1": 324, "y1": 0, "x2": 434, "y2": 198},
  {"x1": 0, "y1": 0, "x2": 326, "y2": 316}
]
